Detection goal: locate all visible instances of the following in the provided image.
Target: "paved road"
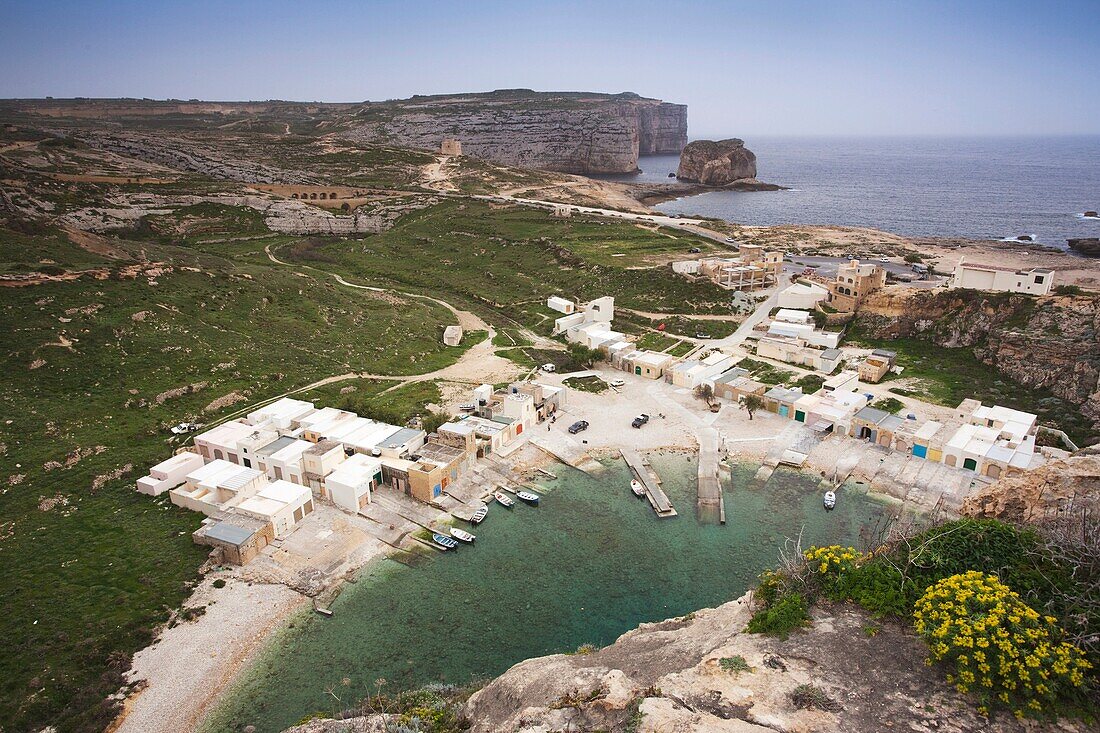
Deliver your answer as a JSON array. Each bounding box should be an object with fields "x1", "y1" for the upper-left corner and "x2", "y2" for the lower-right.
[{"x1": 472, "y1": 193, "x2": 705, "y2": 228}]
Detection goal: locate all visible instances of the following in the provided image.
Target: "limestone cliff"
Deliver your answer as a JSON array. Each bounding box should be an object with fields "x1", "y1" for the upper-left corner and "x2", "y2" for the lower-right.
[
  {"x1": 676, "y1": 138, "x2": 757, "y2": 185},
  {"x1": 339, "y1": 90, "x2": 687, "y2": 174},
  {"x1": 283, "y1": 595, "x2": 1086, "y2": 733},
  {"x1": 855, "y1": 288, "x2": 1100, "y2": 441},
  {"x1": 962, "y1": 449, "x2": 1100, "y2": 522}
]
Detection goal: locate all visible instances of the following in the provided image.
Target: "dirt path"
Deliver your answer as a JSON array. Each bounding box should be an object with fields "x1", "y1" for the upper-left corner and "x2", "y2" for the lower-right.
[{"x1": 421, "y1": 156, "x2": 459, "y2": 192}]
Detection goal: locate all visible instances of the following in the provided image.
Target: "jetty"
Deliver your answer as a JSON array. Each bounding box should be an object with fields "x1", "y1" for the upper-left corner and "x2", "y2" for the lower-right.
[
  {"x1": 620, "y1": 448, "x2": 677, "y2": 518},
  {"x1": 697, "y1": 427, "x2": 725, "y2": 524}
]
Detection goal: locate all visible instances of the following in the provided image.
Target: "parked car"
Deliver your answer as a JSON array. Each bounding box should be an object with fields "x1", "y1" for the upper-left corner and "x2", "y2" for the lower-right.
[
  {"x1": 688, "y1": 247, "x2": 701, "y2": 253},
  {"x1": 724, "y1": 237, "x2": 736, "y2": 244},
  {"x1": 170, "y1": 422, "x2": 199, "y2": 435},
  {"x1": 695, "y1": 332, "x2": 710, "y2": 339},
  {"x1": 568, "y1": 420, "x2": 589, "y2": 434},
  {"x1": 878, "y1": 256, "x2": 889, "y2": 263},
  {"x1": 631, "y1": 413, "x2": 650, "y2": 429},
  {"x1": 609, "y1": 378, "x2": 625, "y2": 388},
  {"x1": 541, "y1": 363, "x2": 556, "y2": 373}
]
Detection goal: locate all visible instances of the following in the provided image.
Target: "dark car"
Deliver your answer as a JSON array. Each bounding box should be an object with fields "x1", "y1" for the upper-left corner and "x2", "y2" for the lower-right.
[
  {"x1": 631, "y1": 413, "x2": 650, "y2": 429},
  {"x1": 568, "y1": 420, "x2": 589, "y2": 434},
  {"x1": 688, "y1": 247, "x2": 701, "y2": 254}
]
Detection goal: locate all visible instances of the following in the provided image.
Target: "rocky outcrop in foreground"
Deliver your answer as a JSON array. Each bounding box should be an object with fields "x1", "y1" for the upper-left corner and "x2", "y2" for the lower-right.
[
  {"x1": 962, "y1": 449, "x2": 1100, "y2": 522},
  {"x1": 676, "y1": 138, "x2": 757, "y2": 185},
  {"x1": 341, "y1": 90, "x2": 687, "y2": 175},
  {"x1": 285, "y1": 595, "x2": 1086, "y2": 733}
]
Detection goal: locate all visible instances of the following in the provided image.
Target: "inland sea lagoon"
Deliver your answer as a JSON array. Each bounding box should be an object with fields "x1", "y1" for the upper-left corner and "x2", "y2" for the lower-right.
[{"x1": 203, "y1": 455, "x2": 902, "y2": 732}]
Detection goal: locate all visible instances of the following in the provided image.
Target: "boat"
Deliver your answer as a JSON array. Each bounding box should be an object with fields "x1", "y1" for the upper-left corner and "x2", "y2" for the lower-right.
[
  {"x1": 630, "y1": 479, "x2": 646, "y2": 497},
  {"x1": 494, "y1": 491, "x2": 515, "y2": 508},
  {"x1": 823, "y1": 490, "x2": 837, "y2": 511},
  {"x1": 470, "y1": 506, "x2": 488, "y2": 524},
  {"x1": 450, "y1": 527, "x2": 476, "y2": 543},
  {"x1": 432, "y1": 532, "x2": 459, "y2": 550},
  {"x1": 516, "y1": 490, "x2": 540, "y2": 506}
]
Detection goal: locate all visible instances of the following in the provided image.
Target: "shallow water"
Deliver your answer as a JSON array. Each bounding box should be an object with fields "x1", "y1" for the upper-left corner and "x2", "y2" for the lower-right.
[{"x1": 203, "y1": 456, "x2": 900, "y2": 732}]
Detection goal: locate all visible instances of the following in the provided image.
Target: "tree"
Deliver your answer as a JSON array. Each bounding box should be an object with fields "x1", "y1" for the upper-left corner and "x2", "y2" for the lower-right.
[
  {"x1": 743, "y1": 394, "x2": 764, "y2": 420},
  {"x1": 567, "y1": 342, "x2": 603, "y2": 368},
  {"x1": 693, "y1": 383, "x2": 714, "y2": 406}
]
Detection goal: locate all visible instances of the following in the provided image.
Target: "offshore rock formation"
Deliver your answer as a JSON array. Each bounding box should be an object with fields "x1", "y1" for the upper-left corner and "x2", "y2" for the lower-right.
[
  {"x1": 340, "y1": 90, "x2": 687, "y2": 174},
  {"x1": 284, "y1": 595, "x2": 1086, "y2": 733},
  {"x1": 676, "y1": 138, "x2": 757, "y2": 185},
  {"x1": 856, "y1": 288, "x2": 1100, "y2": 440}
]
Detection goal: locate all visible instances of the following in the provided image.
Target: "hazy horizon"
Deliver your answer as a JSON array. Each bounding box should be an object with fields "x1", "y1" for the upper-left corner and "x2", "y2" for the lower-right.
[{"x1": 2, "y1": 0, "x2": 1098, "y2": 137}]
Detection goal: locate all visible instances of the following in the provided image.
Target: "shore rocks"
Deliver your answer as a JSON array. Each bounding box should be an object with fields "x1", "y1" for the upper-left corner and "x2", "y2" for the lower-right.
[
  {"x1": 1068, "y1": 237, "x2": 1100, "y2": 257},
  {"x1": 675, "y1": 138, "x2": 757, "y2": 186}
]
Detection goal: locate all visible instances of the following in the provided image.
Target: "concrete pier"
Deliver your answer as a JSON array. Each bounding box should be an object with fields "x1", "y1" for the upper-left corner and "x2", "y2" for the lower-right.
[
  {"x1": 697, "y1": 427, "x2": 724, "y2": 524},
  {"x1": 620, "y1": 448, "x2": 677, "y2": 518}
]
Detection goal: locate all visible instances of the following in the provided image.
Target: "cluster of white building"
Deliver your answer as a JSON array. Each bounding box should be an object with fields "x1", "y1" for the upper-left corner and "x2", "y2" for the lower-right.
[
  {"x1": 751, "y1": 308, "x2": 844, "y2": 374},
  {"x1": 137, "y1": 381, "x2": 565, "y2": 563},
  {"x1": 949, "y1": 260, "x2": 1054, "y2": 296},
  {"x1": 550, "y1": 295, "x2": 676, "y2": 379}
]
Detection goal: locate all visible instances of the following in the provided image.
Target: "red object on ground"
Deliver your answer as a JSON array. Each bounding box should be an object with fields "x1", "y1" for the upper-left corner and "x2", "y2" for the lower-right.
[{"x1": 657, "y1": 323, "x2": 666, "y2": 331}]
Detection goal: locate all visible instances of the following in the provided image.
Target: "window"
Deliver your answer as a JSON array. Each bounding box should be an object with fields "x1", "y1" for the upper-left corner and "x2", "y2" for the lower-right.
[
  {"x1": 243, "y1": 458, "x2": 251, "y2": 468},
  {"x1": 1034, "y1": 275, "x2": 1044, "y2": 284}
]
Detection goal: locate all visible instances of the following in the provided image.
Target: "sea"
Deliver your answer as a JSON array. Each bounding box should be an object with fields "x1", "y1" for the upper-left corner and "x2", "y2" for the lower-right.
[
  {"x1": 202, "y1": 456, "x2": 903, "y2": 733},
  {"x1": 597, "y1": 136, "x2": 1100, "y2": 250}
]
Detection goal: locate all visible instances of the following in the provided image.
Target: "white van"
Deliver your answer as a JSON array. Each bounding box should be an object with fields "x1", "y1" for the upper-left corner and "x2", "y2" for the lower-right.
[{"x1": 542, "y1": 363, "x2": 556, "y2": 373}]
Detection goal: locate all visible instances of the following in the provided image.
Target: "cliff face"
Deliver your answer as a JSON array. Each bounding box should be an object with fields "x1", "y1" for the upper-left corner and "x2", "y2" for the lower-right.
[
  {"x1": 856, "y1": 289, "x2": 1100, "y2": 437},
  {"x1": 284, "y1": 595, "x2": 1085, "y2": 733},
  {"x1": 962, "y1": 449, "x2": 1100, "y2": 522},
  {"x1": 340, "y1": 91, "x2": 687, "y2": 174},
  {"x1": 676, "y1": 138, "x2": 757, "y2": 185}
]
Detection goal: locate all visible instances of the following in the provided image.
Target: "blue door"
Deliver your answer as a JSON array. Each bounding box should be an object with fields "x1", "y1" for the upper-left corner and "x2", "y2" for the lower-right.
[
  {"x1": 778, "y1": 405, "x2": 789, "y2": 418},
  {"x1": 913, "y1": 444, "x2": 928, "y2": 459}
]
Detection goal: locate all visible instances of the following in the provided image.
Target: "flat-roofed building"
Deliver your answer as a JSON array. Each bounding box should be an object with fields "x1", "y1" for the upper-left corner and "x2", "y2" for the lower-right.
[
  {"x1": 259, "y1": 437, "x2": 312, "y2": 484},
  {"x1": 193, "y1": 420, "x2": 257, "y2": 464},
  {"x1": 302, "y1": 439, "x2": 347, "y2": 495},
  {"x1": 236, "y1": 479, "x2": 315, "y2": 538},
  {"x1": 827, "y1": 260, "x2": 886, "y2": 312},
  {"x1": 324, "y1": 453, "x2": 383, "y2": 513},
  {"x1": 136, "y1": 450, "x2": 206, "y2": 496},
  {"x1": 171, "y1": 459, "x2": 267, "y2": 516},
  {"x1": 950, "y1": 261, "x2": 1054, "y2": 296},
  {"x1": 778, "y1": 281, "x2": 829, "y2": 310},
  {"x1": 192, "y1": 514, "x2": 274, "y2": 565},
  {"x1": 246, "y1": 397, "x2": 316, "y2": 430},
  {"x1": 546, "y1": 296, "x2": 575, "y2": 314}
]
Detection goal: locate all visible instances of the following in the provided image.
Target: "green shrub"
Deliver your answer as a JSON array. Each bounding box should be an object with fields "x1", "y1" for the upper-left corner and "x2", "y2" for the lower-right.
[
  {"x1": 747, "y1": 592, "x2": 810, "y2": 638},
  {"x1": 719, "y1": 655, "x2": 752, "y2": 673},
  {"x1": 211, "y1": 578, "x2": 226, "y2": 589}
]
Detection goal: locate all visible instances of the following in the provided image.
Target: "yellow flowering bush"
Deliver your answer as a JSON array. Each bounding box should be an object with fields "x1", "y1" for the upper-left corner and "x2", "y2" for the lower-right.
[
  {"x1": 803, "y1": 545, "x2": 862, "y2": 577},
  {"x1": 914, "y1": 571, "x2": 1091, "y2": 717}
]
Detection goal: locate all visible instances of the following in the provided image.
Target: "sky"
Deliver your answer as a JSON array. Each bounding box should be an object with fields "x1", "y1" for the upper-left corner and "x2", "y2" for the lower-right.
[{"x1": 1, "y1": 0, "x2": 1098, "y2": 136}]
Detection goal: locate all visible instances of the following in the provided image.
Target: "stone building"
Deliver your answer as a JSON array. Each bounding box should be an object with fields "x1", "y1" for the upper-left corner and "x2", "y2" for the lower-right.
[{"x1": 440, "y1": 138, "x2": 463, "y2": 156}]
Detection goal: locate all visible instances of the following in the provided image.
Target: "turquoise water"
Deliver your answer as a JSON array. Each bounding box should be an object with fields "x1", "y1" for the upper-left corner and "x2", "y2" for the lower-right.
[{"x1": 203, "y1": 455, "x2": 900, "y2": 732}]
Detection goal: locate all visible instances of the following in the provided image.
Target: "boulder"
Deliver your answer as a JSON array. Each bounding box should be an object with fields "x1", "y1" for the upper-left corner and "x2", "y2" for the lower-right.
[
  {"x1": 676, "y1": 138, "x2": 757, "y2": 186},
  {"x1": 1068, "y1": 237, "x2": 1100, "y2": 257},
  {"x1": 1083, "y1": 211, "x2": 1098, "y2": 218}
]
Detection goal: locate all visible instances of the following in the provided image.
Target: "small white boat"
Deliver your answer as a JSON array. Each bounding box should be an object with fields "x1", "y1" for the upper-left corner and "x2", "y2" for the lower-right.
[
  {"x1": 823, "y1": 490, "x2": 837, "y2": 511},
  {"x1": 470, "y1": 506, "x2": 488, "y2": 524},
  {"x1": 494, "y1": 491, "x2": 515, "y2": 508},
  {"x1": 630, "y1": 479, "x2": 646, "y2": 497},
  {"x1": 450, "y1": 528, "x2": 476, "y2": 543},
  {"x1": 516, "y1": 490, "x2": 540, "y2": 506}
]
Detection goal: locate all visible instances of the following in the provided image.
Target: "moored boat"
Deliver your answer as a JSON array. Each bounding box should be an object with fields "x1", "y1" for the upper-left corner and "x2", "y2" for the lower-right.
[
  {"x1": 432, "y1": 532, "x2": 459, "y2": 549},
  {"x1": 823, "y1": 490, "x2": 837, "y2": 511},
  {"x1": 494, "y1": 491, "x2": 515, "y2": 508},
  {"x1": 630, "y1": 479, "x2": 646, "y2": 497},
  {"x1": 450, "y1": 527, "x2": 476, "y2": 543},
  {"x1": 470, "y1": 506, "x2": 488, "y2": 524},
  {"x1": 516, "y1": 490, "x2": 540, "y2": 506}
]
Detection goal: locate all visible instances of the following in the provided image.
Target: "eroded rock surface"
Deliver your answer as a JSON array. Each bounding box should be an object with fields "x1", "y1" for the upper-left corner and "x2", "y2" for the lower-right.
[
  {"x1": 676, "y1": 138, "x2": 757, "y2": 186},
  {"x1": 342, "y1": 91, "x2": 687, "y2": 174}
]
